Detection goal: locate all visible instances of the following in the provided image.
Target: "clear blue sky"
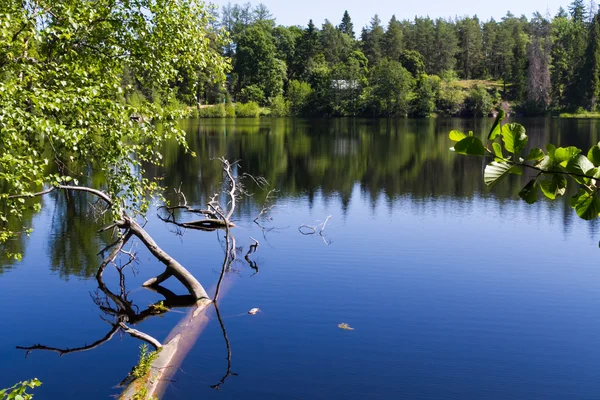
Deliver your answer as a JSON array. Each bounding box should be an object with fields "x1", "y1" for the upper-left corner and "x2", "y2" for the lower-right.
[{"x1": 209, "y1": 0, "x2": 574, "y2": 32}]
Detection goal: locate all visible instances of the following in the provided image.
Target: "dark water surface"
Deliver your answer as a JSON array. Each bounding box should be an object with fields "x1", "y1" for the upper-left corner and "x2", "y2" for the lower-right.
[{"x1": 3, "y1": 118, "x2": 600, "y2": 399}]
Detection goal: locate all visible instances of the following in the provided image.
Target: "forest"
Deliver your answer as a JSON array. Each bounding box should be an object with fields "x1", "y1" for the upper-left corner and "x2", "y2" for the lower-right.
[{"x1": 187, "y1": 0, "x2": 600, "y2": 117}]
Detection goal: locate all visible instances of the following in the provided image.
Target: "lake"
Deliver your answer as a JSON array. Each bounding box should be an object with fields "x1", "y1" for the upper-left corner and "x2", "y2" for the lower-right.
[{"x1": 2, "y1": 117, "x2": 600, "y2": 399}]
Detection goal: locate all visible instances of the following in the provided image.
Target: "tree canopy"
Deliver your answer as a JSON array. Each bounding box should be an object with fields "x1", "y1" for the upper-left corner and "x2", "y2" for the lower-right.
[{"x1": 0, "y1": 0, "x2": 229, "y2": 258}]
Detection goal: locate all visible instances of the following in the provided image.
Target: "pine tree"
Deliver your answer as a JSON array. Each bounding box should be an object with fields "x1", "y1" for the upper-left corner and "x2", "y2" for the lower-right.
[
  {"x1": 580, "y1": 11, "x2": 600, "y2": 109},
  {"x1": 383, "y1": 15, "x2": 403, "y2": 60},
  {"x1": 361, "y1": 15, "x2": 385, "y2": 66},
  {"x1": 339, "y1": 10, "x2": 355, "y2": 38}
]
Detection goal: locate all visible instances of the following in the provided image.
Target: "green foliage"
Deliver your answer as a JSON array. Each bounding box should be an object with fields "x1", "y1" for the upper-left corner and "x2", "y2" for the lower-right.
[
  {"x1": 270, "y1": 95, "x2": 290, "y2": 117},
  {"x1": 287, "y1": 80, "x2": 313, "y2": 115},
  {"x1": 238, "y1": 84, "x2": 266, "y2": 104},
  {"x1": 465, "y1": 85, "x2": 495, "y2": 116},
  {"x1": 412, "y1": 74, "x2": 438, "y2": 117},
  {"x1": 235, "y1": 102, "x2": 261, "y2": 117},
  {"x1": 450, "y1": 112, "x2": 600, "y2": 220},
  {"x1": 437, "y1": 81, "x2": 465, "y2": 116},
  {"x1": 198, "y1": 104, "x2": 227, "y2": 118},
  {"x1": 366, "y1": 59, "x2": 414, "y2": 116},
  {"x1": 0, "y1": 379, "x2": 41, "y2": 400},
  {"x1": 132, "y1": 345, "x2": 158, "y2": 380},
  {"x1": 0, "y1": 0, "x2": 228, "y2": 251}
]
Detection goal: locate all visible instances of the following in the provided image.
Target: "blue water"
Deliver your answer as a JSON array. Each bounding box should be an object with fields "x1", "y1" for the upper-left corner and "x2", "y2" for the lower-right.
[{"x1": 2, "y1": 118, "x2": 600, "y2": 399}]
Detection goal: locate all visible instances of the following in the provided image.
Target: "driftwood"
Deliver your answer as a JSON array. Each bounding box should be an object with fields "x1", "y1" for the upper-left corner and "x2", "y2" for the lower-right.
[{"x1": 13, "y1": 158, "x2": 261, "y2": 399}]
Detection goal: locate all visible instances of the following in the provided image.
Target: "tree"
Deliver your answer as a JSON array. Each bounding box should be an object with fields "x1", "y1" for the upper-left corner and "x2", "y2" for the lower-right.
[
  {"x1": 366, "y1": 59, "x2": 414, "y2": 116},
  {"x1": 550, "y1": 8, "x2": 572, "y2": 108},
  {"x1": 361, "y1": 15, "x2": 385, "y2": 66},
  {"x1": 433, "y1": 18, "x2": 459, "y2": 75},
  {"x1": 580, "y1": 10, "x2": 600, "y2": 110},
  {"x1": 235, "y1": 23, "x2": 285, "y2": 103},
  {"x1": 526, "y1": 12, "x2": 552, "y2": 112},
  {"x1": 339, "y1": 10, "x2": 355, "y2": 38},
  {"x1": 383, "y1": 15, "x2": 404, "y2": 60},
  {"x1": 412, "y1": 74, "x2": 438, "y2": 117},
  {"x1": 457, "y1": 16, "x2": 484, "y2": 79},
  {"x1": 294, "y1": 20, "x2": 321, "y2": 80},
  {"x1": 0, "y1": 0, "x2": 228, "y2": 256},
  {"x1": 321, "y1": 20, "x2": 353, "y2": 65},
  {"x1": 399, "y1": 50, "x2": 426, "y2": 77}
]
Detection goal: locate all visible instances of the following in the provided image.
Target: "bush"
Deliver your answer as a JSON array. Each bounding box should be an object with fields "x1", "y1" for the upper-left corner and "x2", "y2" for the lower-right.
[
  {"x1": 238, "y1": 85, "x2": 265, "y2": 104},
  {"x1": 465, "y1": 85, "x2": 494, "y2": 117},
  {"x1": 225, "y1": 101, "x2": 236, "y2": 117},
  {"x1": 197, "y1": 104, "x2": 226, "y2": 118},
  {"x1": 412, "y1": 74, "x2": 437, "y2": 117},
  {"x1": 437, "y1": 82, "x2": 465, "y2": 116},
  {"x1": 287, "y1": 80, "x2": 312, "y2": 116},
  {"x1": 235, "y1": 101, "x2": 261, "y2": 117},
  {"x1": 269, "y1": 95, "x2": 289, "y2": 117}
]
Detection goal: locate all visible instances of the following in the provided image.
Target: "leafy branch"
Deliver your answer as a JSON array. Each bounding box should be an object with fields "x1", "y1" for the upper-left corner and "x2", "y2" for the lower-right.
[{"x1": 450, "y1": 110, "x2": 600, "y2": 220}]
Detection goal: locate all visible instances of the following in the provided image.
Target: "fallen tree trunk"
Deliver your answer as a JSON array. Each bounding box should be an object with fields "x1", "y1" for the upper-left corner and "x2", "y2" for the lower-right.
[{"x1": 120, "y1": 279, "x2": 234, "y2": 399}]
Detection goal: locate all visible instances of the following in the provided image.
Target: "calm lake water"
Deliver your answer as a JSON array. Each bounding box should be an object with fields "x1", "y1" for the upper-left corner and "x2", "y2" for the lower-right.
[{"x1": 3, "y1": 117, "x2": 600, "y2": 399}]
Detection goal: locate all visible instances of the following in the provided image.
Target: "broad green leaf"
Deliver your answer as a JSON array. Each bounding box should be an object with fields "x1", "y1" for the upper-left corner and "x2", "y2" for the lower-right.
[
  {"x1": 536, "y1": 155, "x2": 554, "y2": 171},
  {"x1": 565, "y1": 154, "x2": 595, "y2": 183},
  {"x1": 570, "y1": 189, "x2": 600, "y2": 220},
  {"x1": 539, "y1": 175, "x2": 567, "y2": 200},
  {"x1": 453, "y1": 136, "x2": 485, "y2": 156},
  {"x1": 449, "y1": 130, "x2": 466, "y2": 142},
  {"x1": 488, "y1": 110, "x2": 505, "y2": 140},
  {"x1": 484, "y1": 161, "x2": 520, "y2": 187},
  {"x1": 525, "y1": 148, "x2": 544, "y2": 161},
  {"x1": 554, "y1": 146, "x2": 581, "y2": 166},
  {"x1": 546, "y1": 143, "x2": 556, "y2": 159},
  {"x1": 588, "y1": 144, "x2": 600, "y2": 166},
  {"x1": 501, "y1": 123, "x2": 528, "y2": 155},
  {"x1": 492, "y1": 142, "x2": 504, "y2": 159},
  {"x1": 519, "y1": 179, "x2": 538, "y2": 204}
]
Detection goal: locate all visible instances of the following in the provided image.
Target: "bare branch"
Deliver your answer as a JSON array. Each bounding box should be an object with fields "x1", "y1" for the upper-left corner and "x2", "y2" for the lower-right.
[{"x1": 119, "y1": 323, "x2": 163, "y2": 350}]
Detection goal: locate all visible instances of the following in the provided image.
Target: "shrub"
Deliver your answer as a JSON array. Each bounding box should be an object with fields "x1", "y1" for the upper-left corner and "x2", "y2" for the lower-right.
[
  {"x1": 437, "y1": 82, "x2": 465, "y2": 116},
  {"x1": 235, "y1": 101, "x2": 261, "y2": 117},
  {"x1": 269, "y1": 95, "x2": 289, "y2": 117},
  {"x1": 465, "y1": 85, "x2": 494, "y2": 117},
  {"x1": 197, "y1": 104, "x2": 226, "y2": 118},
  {"x1": 287, "y1": 80, "x2": 312, "y2": 115},
  {"x1": 238, "y1": 85, "x2": 265, "y2": 104}
]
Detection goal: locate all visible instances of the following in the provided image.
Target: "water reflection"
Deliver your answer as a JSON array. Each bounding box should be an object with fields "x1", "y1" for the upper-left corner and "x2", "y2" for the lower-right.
[{"x1": 153, "y1": 117, "x2": 600, "y2": 235}]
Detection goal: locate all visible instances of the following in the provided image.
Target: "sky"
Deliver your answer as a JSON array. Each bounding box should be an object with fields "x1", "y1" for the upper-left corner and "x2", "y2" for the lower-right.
[{"x1": 209, "y1": 0, "x2": 576, "y2": 31}]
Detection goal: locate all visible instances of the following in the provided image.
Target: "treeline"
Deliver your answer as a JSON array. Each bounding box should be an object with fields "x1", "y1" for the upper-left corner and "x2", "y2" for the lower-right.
[{"x1": 200, "y1": 0, "x2": 600, "y2": 117}]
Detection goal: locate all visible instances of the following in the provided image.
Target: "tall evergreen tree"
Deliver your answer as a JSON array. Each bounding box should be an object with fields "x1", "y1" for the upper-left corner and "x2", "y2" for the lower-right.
[
  {"x1": 433, "y1": 18, "x2": 459, "y2": 75},
  {"x1": 457, "y1": 16, "x2": 484, "y2": 79},
  {"x1": 383, "y1": 15, "x2": 404, "y2": 61},
  {"x1": 339, "y1": 10, "x2": 355, "y2": 38},
  {"x1": 361, "y1": 15, "x2": 385, "y2": 66},
  {"x1": 580, "y1": 10, "x2": 600, "y2": 109}
]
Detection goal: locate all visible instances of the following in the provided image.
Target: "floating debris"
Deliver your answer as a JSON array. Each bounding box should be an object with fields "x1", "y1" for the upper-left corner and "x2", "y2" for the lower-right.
[
  {"x1": 248, "y1": 308, "x2": 260, "y2": 315},
  {"x1": 338, "y1": 323, "x2": 354, "y2": 331}
]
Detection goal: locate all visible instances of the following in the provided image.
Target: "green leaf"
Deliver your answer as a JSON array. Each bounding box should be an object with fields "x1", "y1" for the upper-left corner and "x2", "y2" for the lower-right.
[
  {"x1": 449, "y1": 130, "x2": 466, "y2": 142},
  {"x1": 539, "y1": 175, "x2": 567, "y2": 200},
  {"x1": 488, "y1": 109, "x2": 505, "y2": 140},
  {"x1": 554, "y1": 146, "x2": 581, "y2": 166},
  {"x1": 570, "y1": 189, "x2": 600, "y2": 220},
  {"x1": 484, "y1": 161, "x2": 520, "y2": 187},
  {"x1": 501, "y1": 123, "x2": 528, "y2": 155},
  {"x1": 525, "y1": 148, "x2": 544, "y2": 161},
  {"x1": 519, "y1": 179, "x2": 538, "y2": 204},
  {"x1": 453, "y1": 136, "x2": 485, "y2": 156},
  {"x1": 588, "y1": 143, "x2": 600, "y2": 166},
  {"x1": 492, "y1": 142, "x2": 504, "y2": 159},
  {"x1": 565, "y1": 154, "x2": 595, "y2": 183}
]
